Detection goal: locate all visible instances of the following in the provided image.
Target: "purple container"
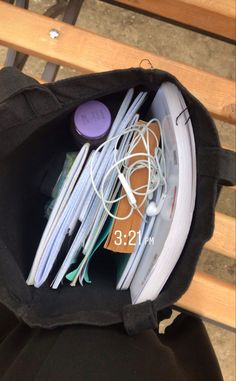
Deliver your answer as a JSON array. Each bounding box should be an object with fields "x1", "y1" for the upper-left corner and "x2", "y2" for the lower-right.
[{"x1": 72, "y1": 100, "x2": 111, "y2": 146}]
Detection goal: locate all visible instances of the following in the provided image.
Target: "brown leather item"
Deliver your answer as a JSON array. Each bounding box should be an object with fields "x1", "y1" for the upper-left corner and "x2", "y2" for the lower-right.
[{"x1": 104, "y1": 121, "x2": 160, "y2": 253}]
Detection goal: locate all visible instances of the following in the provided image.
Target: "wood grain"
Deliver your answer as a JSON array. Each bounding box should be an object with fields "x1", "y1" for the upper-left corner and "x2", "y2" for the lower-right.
[
  {"x1": 206, "y1": 212, "x2": 236, "y2": 259},
  {"x1": 176, "y1": 271, "x2": 236, "y2": 328},
  {"x1": 0, "y1": 2, "x2": 235, "y2": 123},
  {"x1": 113, "y1": 0, "x2": 236, "y2": 40}
]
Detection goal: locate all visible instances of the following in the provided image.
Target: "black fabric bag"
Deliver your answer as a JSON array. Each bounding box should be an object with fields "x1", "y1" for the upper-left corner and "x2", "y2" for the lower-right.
[
  {"x1": 0, "y1": 303, "x2": 223, "y2": 381},
  {"x1": 0, "y1": 67, "x2": 235, "y2": 335}
]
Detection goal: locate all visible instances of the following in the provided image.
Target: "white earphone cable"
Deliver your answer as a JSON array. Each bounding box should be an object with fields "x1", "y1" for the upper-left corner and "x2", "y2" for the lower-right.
[{"x1": 90, "y1": 118, "x2": 167, "y2": 220}]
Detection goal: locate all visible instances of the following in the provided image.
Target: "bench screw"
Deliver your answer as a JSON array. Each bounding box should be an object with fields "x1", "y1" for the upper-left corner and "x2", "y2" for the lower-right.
[{"x1": 49, "y1": 29, "x2": 60, "y2": 39}]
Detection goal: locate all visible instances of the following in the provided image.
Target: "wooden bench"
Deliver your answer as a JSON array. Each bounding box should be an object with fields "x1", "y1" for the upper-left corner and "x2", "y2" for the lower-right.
[
  {"x1": 104, "y1": 0, "x2": 236, "y2": 41},
  {"x1": 0, "y1": 0, "x2": 235, "y2": 329}
]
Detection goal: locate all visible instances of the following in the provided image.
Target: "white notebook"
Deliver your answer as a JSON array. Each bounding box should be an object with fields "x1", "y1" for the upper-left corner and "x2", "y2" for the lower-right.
[
  {"x1": 26, "y1": 143, "x2": 90, "y2": 286},
  {"x1": 130, "y1": 82, "x2": 197, "y2": 304}
]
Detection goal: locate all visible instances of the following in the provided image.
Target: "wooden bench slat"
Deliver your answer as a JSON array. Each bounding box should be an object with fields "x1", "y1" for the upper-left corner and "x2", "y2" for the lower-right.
[
  {"x1": 176, "y1": 271, "x2": 236, "y2": 328},
  {"x1": 0, "y1": 3, "x2": 235, "y2": 124},
  {"x1": 205, "y1": 212, "x2": 236, "y2": 259},
  {"x1": 111, "y1": 0, "x2": 236, "y2": 41}
]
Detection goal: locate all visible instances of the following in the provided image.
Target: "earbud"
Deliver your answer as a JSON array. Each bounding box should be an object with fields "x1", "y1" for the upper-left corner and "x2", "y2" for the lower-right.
[
  {"x1": 146, "y1": 193, "x2": 167, "y2": 217},
  {"x1": 146, "y1": 202, "x2": 159, "y2": 217},
  {"x1": 90, "y1": 117, "x2": 167, "y2": 221},
  {"x1": 118, "y1": 173, "x2": 137, "y2": 206}
]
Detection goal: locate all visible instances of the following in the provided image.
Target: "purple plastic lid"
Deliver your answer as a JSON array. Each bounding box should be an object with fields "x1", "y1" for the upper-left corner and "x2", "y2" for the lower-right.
[{"x1": 74, "y1": 100, "x2": 111, "y2": 140}]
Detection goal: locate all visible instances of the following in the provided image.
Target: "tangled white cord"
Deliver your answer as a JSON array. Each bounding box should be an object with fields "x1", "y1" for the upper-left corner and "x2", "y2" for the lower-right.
[{"x1": 90, "y1": 118, "x2": 167, "y2": 221}]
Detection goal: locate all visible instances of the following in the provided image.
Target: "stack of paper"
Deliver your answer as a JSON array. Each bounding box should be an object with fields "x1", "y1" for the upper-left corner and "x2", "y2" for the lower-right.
[
  {"x1": 127, "y1": 82, "x2": 196, "y2": 303},
  {"x1": 26, "y1": 89, "x2": 148, "y2": 288}
]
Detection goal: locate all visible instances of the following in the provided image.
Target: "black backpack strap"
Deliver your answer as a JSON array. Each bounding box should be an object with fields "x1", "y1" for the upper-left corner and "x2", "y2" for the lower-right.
[{"x1": 198, "y1": 147, "x2": 236, "y2": 186}]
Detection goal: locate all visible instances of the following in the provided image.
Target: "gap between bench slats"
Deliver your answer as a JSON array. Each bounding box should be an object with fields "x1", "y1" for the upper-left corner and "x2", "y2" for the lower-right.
[
  {"x1": 0, "y1": 2, "x2": 235, "y2": 124},
  {"x1": 108, "y1": 0, "x2": 236, "y2": 41}
]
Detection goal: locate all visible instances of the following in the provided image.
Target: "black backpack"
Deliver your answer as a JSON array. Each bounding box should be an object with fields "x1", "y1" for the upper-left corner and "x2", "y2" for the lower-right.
[{"x1": 0, "y1": 67, "x2": 235, "y2": 335}]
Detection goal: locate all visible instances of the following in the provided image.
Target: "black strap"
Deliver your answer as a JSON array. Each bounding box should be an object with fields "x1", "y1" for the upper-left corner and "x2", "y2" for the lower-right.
[
  {"x1": 198, "y1": 147, "x2": 236, "y2": 186},
  {"x1": 123, "y1": 302, "x2": 173, "y2": 335},
  {"x1": 0, "y1": 67, "x2": 61, "y2": 116},
  {"x1": 0, "y1": 67, "x2": 38, "y2": 103},
  {"x1": 123, "y1": 301, "x2": 157, "y2": 335},
  {"x1": 0, "y1": 67, "x2": 62, "y2": 160}
]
